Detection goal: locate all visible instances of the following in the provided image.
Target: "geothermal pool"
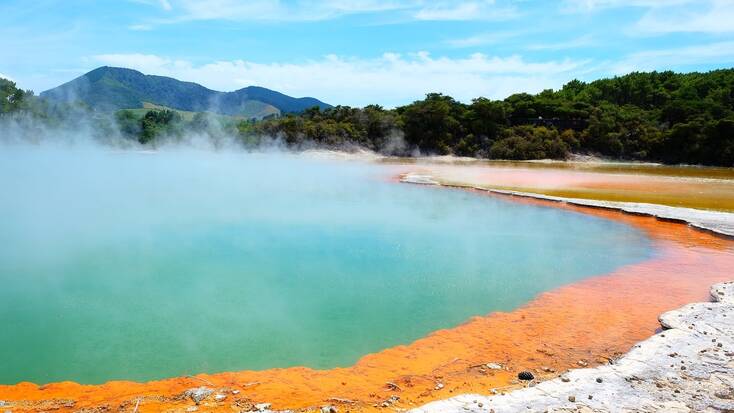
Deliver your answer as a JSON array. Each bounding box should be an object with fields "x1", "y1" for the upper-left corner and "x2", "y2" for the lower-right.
[{"x1": 0, "y1": 147, "x2": 653, "y2": 385}]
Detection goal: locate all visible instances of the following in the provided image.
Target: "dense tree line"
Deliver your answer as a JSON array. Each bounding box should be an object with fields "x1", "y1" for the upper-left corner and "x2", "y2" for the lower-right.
[
  {"x1": 3, "y1": 69, "x2": 734, "y2": 166},
  {"x1": 240, "y1": 69, "x2": 734, "y2": 166}
]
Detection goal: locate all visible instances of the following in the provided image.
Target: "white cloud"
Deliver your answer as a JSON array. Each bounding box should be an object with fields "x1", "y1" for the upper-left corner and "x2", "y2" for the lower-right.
[
  {"x1": 562, "y1": 0, "x2": 734, "y2": 34},
  {"x1": 634, "y1": 0, "x2": 734, "y2": 34},
  {"x1": 128, "y1": 24, "x2": 154, "y2": 31},
  {"x1": 157, "y1": 0, "x2": 413, "y2": 23},
  {"x1": 0, "y1": 72, "x2": 13, "y2": 82},
  {"x1": 95, "y1": 54, "x2": 175, "y2": 70},
  {"x1": 130, "y1": 0, "x2": 519, "y2": 26},
  {"x1": 92, "y1": 52, "x2": 588, "y2": 107},
  {"x1": 526, "y1": 34, "x2": 596, "y2": 51},
  {"x1": 563, "y1": 0, "x2": 691, "y2": 12},
  {"x1": 445, "y1": 30, "x2": 526, "y2": 48},
  {"x1": 414, "y1": 0, "x2": 517, "y2": 21},
  {"x1": 612, "y1": 41, "x2": 734, "y2": 73},
  {"x1": 128, "y1": 0, "x2": 174, "y2": 11}
]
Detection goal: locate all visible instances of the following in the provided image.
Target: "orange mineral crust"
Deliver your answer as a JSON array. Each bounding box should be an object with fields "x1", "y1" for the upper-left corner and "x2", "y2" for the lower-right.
[{"x1": 2, "y1": 192, "x2": 733, "y2": 413}]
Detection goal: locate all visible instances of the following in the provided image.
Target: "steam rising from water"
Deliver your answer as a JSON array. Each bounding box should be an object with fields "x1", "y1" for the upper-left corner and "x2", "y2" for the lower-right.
[{"x1": 0, "y1": 141, "x2": 653, "y2": 385}]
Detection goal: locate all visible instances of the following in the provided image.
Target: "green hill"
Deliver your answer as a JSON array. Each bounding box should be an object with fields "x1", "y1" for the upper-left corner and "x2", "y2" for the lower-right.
[
  {"x1": 40, "y1": 66, "x2": 330, "y2": 119},
  {"x1": 136, "y1": 102, "x2": 277, "y2": 122}
]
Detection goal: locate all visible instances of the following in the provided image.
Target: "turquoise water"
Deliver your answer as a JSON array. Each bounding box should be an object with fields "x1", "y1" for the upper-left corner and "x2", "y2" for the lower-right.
[{"x1": 0, "y1": 147, "x2": 653, "y2": 385}]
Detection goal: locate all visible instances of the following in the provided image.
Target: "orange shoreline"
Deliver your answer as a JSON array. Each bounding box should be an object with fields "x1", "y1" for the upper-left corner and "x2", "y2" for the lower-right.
[{"x1": 3, "y1": 186, "x2": 734, "y2": 413}]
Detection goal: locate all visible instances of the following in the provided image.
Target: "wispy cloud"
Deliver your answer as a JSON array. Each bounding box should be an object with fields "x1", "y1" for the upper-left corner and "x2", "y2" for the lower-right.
[
  {"x1": 633, "y1": 0, "x2": 734, "y2": 34},
  {"x1": 612, "y1": 41, "x2": 734, "y2": 73},
  {"x1": 146, "y1": 0, "x2": 413, "y2": 23},
  {"x1": 0, "y1": 73, "x2": 14, "y2": 82},
  {"x1": 128, "y1": 24, "x2": 154, "y2": 31},
  {"x1": 414, "y1": 0, "x2": 518, "y2": 21},
  {"x1": 561, "y1": 0, "x2": 734, "y2": 35},
  {"x1": 445, "y1": 30, "x2": 527, "y2": 48},
  {"x1": 525, "y1": 34, "x2": 596, "y2": 51},
  {"x1": 562, "y1": 0, "x2": 691, "y2": 13},
  {"x1": 128, "y1": 0, "x2": 173, "y2": 11},
  {"x1": 94, "y1": 54, "x2": 174, "y2": 70},
  {"x1": 129, "y1": 0, "x2": 520, "y2": 28},
  {"x1": 92, "y1": 52, "x2": 588, "y2": 106}
]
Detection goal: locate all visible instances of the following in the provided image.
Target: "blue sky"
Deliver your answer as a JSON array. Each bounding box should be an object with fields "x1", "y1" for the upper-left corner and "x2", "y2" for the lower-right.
[{"x1": 1, "y1": 0, "x2": 734, "y2": 107}]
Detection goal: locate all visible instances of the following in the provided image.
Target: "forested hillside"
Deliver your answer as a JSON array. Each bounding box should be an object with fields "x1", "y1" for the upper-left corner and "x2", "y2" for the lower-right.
[
  {"x1": 40, "y1": 66, "x2": 331, "y2": 118},
  {"x1": 246, "y1": 69, "x2": 734, "y2": 166},
  {"x1": 3, "y1": 69, "x2": 734, "y2": 166}
]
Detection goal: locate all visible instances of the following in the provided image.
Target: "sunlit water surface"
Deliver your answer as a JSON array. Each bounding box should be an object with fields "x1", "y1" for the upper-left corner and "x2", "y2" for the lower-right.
[{"x1": 0, "y1": 147, "x2": 654, "y2": 384}]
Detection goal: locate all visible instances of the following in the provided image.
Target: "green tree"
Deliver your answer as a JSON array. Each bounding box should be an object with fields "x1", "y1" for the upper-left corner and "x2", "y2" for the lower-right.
[
  {"x1": 139, "y1": 110, "x2": 183, "y2": 144},
  {"x1": 400, "y1": 93, "x2": 466, "y2": 154}
]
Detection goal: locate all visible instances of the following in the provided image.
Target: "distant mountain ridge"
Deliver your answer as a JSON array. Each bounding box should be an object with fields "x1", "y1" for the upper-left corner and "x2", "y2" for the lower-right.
[{"x1": 40, "y1": 66, "x2": 331, "y2": 119}]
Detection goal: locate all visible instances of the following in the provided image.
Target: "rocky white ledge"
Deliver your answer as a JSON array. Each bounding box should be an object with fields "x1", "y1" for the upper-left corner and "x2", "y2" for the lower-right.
[
  {"x1": 400, "y1": 173, "x2": 734, "y2": 237},
  {"x1": 411, "y1": 281, "x2": 734, "y2": 413}
]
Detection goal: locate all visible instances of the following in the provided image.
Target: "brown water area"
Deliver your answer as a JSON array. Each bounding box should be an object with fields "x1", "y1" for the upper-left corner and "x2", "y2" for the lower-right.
[{"x1": 3, "y1": 164, "x2": 734, "y2": 413}]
